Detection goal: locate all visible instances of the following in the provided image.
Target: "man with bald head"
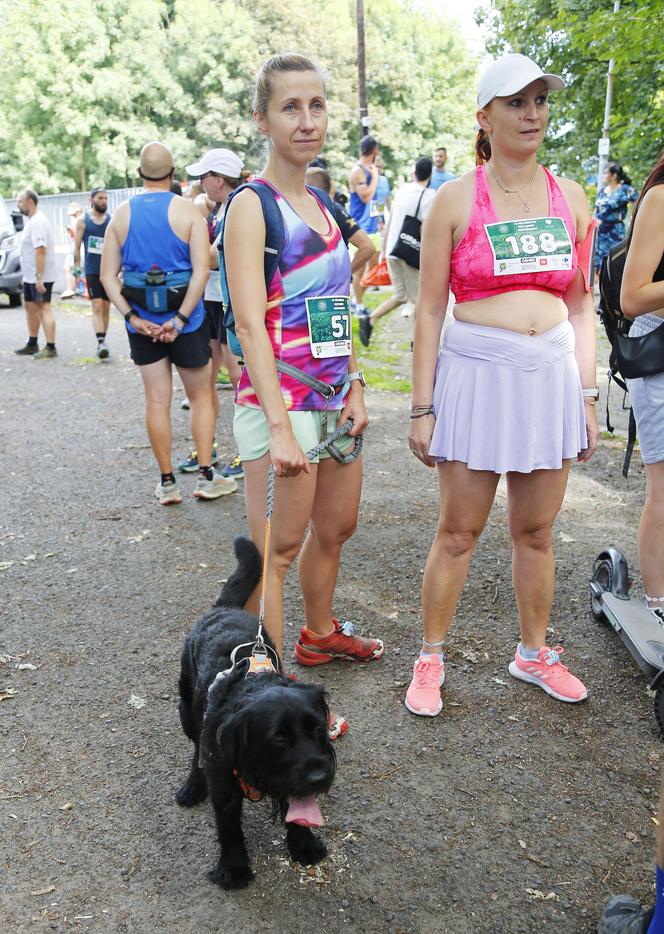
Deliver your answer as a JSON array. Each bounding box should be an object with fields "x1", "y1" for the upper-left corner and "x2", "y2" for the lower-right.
[{"x1": 101, "y1": 142, "x2": 237, "y2": 505}]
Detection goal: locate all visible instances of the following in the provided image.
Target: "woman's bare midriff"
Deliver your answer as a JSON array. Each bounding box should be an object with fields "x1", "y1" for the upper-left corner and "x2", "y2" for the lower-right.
[{"x1": 453, "y1": 289, "x2": 568, "y2": 335}]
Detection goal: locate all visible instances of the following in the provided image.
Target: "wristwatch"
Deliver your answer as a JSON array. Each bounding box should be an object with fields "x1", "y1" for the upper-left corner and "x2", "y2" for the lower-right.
[
  {"x1": 347, "y1": 370, "x2": 366, "y2": 387},
  {"x1": 582, "y1": 387, "x2": 600, "y2": 400}
]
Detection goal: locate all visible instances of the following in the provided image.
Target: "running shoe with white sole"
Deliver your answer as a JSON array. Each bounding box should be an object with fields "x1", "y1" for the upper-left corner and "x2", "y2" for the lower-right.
[
  {"x1": 405, "y1": 654, "x2": 445, "y2": 717},
  {"x1": 294, "y1": 618, "x2": 384, "y2": 666},
  {"x1": 219, "y1": 454, "x2": 244, "y2": 479},
  {"x1": 178, "y1": 443, "x2": 218, "y2": 473},
  {"x1": 96, "y1": 342, "x2": 110, "y2": 360},
  {"x1": 193, "y1": 469, "x2": 238, "y2": 500},
  {"x1": 508, "y1": 644, "x2": 588, "y2": 702},
  {"x1": 155, "y1": 480, "x2": 183, "y2": 505}
]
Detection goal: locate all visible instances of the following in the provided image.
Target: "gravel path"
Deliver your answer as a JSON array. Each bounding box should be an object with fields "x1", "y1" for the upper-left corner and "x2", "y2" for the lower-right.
[{"x1": 1, "y1": 299, "x2": 659, "y2": 934}]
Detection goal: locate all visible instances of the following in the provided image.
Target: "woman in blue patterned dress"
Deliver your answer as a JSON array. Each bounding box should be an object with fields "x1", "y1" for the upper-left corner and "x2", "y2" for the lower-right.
[{"x1": 594, "y1": 162, "x2": 637, "y2": 271}]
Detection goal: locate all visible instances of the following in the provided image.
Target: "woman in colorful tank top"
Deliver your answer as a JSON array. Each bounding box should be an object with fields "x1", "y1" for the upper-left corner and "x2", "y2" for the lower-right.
[
  {"x1": 405, "y1": 53, "x2": 599, "y2": 718},
  {"x1": 223, "y1": 54, "x2": 383, "y2": 736}
]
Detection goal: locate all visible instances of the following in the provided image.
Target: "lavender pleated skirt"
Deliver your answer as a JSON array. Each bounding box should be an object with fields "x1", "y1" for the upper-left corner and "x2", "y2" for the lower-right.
[{"x1": 430, "y1": 320, "x2": 586, "y2": 473}]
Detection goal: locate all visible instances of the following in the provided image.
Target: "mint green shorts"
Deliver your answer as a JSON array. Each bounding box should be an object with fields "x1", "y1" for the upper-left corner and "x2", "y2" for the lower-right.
[{"x1": 233, "y1": 405, "x2": 356, "y2": 463}]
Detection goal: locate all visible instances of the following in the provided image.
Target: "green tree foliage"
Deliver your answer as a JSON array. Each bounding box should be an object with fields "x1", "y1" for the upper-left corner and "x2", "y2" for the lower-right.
[
  {"x1": 0, "y1": 0, "x2": 479, "y2": 195},
  {"x1": 479, "y1": 0, "x2": 664, "y2": 186}
]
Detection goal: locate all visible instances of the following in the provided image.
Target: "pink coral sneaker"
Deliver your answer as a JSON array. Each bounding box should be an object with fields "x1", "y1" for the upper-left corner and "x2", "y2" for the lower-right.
[
  {"x1": 508, "y1": 645, "x2": 588, "y2": 702},
  {"x1": 404, "y1": 654, "x2": 445, "y2": 717}
]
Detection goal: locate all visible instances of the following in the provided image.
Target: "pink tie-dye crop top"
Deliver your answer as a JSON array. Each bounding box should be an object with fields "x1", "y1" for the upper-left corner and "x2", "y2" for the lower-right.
[{"x1": 449, "y1": 165, "x2": 578, "y2": 303}]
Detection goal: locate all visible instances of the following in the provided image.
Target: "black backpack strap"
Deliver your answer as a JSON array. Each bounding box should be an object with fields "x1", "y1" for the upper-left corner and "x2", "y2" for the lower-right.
[
  {"x1": 623, "y1": 407, "x2": 637, "y2": 478},
  {"x1": 306, "y1": 185, "x2": 336, "y2": 217}
]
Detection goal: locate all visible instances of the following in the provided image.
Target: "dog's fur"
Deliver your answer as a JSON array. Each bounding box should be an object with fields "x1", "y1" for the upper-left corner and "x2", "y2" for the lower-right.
[{"x1": 176, "y1": 536, "x2": 336, "y2": 889}]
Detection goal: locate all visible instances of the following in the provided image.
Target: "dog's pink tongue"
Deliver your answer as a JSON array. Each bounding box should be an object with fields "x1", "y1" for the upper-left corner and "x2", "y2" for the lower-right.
[{"x1": 286, "y1": 795, "x2": 324, "y2": 827}]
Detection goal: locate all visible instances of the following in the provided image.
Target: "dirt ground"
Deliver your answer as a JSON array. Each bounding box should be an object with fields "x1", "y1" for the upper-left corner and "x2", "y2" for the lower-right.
[{"x1": 1, "y1": 299, "x2": 660, "y2": 934}]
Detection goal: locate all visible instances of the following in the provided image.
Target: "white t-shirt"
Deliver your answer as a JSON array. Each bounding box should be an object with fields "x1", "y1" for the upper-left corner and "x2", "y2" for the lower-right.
[
  {"x1": 385, "y1": 182, "x2": 436, "y2": 257},
  {"x1": 204, "y1": 204, "x2": 224, "y2": 302},
  {"x1": 21, "y1": 210, "x2": 57, "y2": 284}
]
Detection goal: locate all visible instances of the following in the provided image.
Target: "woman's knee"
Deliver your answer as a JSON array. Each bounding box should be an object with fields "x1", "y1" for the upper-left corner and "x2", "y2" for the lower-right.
[
  {"x1": 269, "y1": 539, "x2": 303, "y2": 576},
  {"x1": 436, "y1": 527, "x2": 479, "y2": 560},
  {"x1": 311, "y1": 514, "x2": 358, "y2": 552},
  {"x1": 510, "y1": 522, "x2": 553, "y2": 552}
]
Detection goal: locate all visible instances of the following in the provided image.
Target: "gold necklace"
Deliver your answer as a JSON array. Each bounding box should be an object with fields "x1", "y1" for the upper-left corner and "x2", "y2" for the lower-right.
[{"x1": 489, "y1": 163, "x2": 539, "y2": 215}]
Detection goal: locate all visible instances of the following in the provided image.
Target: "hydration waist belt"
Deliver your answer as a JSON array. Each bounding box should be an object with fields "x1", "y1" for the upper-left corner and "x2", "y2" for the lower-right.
[{"x1": 122, "y1": 269, "x2": 192, "y2": 314}]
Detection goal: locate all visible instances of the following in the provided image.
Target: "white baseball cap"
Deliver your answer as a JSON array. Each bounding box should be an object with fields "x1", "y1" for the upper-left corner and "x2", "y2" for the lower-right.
[
  {"x1": 477, "y1": 53, "x2": 565, "y2": 110},
  {"x1": 185, "y1": 148, "x2": 244, "y2": 178}
]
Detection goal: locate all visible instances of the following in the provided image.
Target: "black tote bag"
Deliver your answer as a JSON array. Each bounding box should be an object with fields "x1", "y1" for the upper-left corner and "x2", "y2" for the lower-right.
[{"x1": 389, "y1": 189, "x2": 426, "y2": 269}]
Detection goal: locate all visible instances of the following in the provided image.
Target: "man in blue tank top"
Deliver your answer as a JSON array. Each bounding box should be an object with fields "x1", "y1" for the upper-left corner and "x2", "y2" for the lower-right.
[
  {"x1": 100, "y1": 142, "x2": 237, "y2": 505},
  {"x1": 74, "y1": 188, "x2": 111, "y2": 358}
]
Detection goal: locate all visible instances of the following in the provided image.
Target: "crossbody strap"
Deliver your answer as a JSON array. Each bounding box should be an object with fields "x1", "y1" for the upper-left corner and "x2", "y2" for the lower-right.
[{"x1": 275, "y1": 359, "x2": 345, "y2": 399}]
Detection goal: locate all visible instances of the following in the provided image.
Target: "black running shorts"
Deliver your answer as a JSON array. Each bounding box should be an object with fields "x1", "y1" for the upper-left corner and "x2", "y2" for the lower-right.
[
  {"x1": 23, "y1": 281, "x2": 53, "y2": 302},
  {"x1": 86, "y1": 274, "x2": 109, "y2": 302},
  {"x1": 126, "y1": 317, "x2": 211, "y2": 368},
  {"x1": 204, "y1": 300, "x2": 227, "y2": 344}
]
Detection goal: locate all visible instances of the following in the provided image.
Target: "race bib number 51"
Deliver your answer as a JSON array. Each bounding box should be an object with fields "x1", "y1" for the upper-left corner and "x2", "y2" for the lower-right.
[
  {"x1": 484, "y1": 217, "x2": 573, "y2": 276},
  {"x1": 305, "y1": 295, "x2": 352, "y2": 359}
]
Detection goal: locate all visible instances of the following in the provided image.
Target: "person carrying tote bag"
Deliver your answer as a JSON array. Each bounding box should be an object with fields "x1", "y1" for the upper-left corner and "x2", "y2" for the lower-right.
[{"x1": 390, "y1": 188, "x2": 427, "y2": 269}]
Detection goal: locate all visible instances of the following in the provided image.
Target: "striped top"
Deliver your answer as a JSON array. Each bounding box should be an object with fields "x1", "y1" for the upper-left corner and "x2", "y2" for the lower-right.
[{"x1": 236, "y1": 180, "x2": 352, "y2": 411}]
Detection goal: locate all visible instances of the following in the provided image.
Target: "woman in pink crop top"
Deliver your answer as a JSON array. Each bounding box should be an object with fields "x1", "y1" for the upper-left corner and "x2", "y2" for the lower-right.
[
  {"x1": 223, "y1": 54, "x2": 383, "y2": 732},
  {"x1": 404, "y1": 54, "x2": 599, "y2": 718}
]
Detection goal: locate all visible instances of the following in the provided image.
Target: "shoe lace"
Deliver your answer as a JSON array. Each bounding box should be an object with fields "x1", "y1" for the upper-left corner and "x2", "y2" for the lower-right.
[
  {"x1": 415, "y1": 656, "x2": 440, "y2": 686},
  {"x1": 542, "y1": 645, "x2": 568, "y2": 671}
]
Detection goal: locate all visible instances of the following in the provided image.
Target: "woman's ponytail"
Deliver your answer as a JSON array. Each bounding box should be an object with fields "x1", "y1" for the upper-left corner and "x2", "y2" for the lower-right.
[{"x1": 475, "y1": 129, "x2": 491, "y2": 165}]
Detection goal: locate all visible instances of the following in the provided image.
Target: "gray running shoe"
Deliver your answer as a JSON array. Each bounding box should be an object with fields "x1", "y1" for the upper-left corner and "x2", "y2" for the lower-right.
[
  {"x1": 193, "y1": 469, "x2": 238, "y2": 500},
  {"x1": 155, "y1": 480, "x2": 183, "y2": 506},
  {"x1": 597, "y1": 895, "x2": 654, "y2": 933},
  {"x1": 97, "y1": 342, "x2": 110, "y2": 360},
  {"x1": 33, "y1": 346, "x2": 57, "y2": 359}
]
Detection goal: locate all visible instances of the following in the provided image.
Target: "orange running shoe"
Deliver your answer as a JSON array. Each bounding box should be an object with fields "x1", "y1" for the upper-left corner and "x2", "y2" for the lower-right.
[{"x1": 294, "y1": 619, "x2": 385, "y2": 666}]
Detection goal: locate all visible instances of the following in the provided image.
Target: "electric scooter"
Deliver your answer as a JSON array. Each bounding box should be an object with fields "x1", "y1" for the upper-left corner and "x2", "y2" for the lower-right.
[{"x1": 590, "y1": 546, "x2": 664, "y2": 735}]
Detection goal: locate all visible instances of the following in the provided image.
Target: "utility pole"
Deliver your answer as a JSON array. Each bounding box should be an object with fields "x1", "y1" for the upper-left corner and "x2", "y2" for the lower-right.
[
  {"x1": 597, "y1": 0, "x2": 621, "y2": 187},
  {"x1": 356, "y1": 0, "x2": 370, "y2": 138}
]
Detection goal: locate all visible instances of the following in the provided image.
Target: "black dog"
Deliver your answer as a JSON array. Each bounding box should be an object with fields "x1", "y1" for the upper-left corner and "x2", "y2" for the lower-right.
[{"x1": 176, "y1": 536, "x2": 336, "y2": 889}]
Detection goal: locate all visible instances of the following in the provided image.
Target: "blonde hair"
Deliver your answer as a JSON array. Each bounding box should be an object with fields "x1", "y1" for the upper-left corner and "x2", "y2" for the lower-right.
[{"x1": 253, "y1": 53, "x2": 325, "y2": 117}]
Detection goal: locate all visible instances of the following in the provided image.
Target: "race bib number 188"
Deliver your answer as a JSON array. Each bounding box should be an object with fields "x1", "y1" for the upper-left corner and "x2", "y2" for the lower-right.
[
  {"x1": 484, "y1": 216, "x2": 573, "y2": 276},
  {"x1": 305, "y1": 295, "x2": 352, "y2": 359}
]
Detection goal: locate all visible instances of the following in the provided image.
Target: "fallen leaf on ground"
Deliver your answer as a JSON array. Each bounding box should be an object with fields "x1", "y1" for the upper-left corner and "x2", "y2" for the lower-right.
[
  {"x1": 491, "y1": 677, "x2": 508, "y2": 686},
  {"x1": 0, "y1": 562, "x2": 14, "y2": 571},
  {"x1": 526, "y1": 888, "x2": 559, "y2": 901},
  {"x1": 30, "y1": 886, "x2": 55, "y2": 896},
  {"x1": 625, "y1": 831, "x2": 638, "y2": 843},
  {"x1": 518, "y1": 839, "x2": 527, "y2": 849},
  {"x1": 59, "y1": 802, "x2": 75, "y2": 812},
  {"x1": 652, "y1": 817, "x2": 660, "y2": 826},
  {"x1": 0, "y1": 688, "x2": 17, "y2": 700},
  {"x1": 16, "y1": 663, "x2": 38, "y2": 671},
  {"x1": 128, "y1": 694, "x2": 146, "y2": 709}
]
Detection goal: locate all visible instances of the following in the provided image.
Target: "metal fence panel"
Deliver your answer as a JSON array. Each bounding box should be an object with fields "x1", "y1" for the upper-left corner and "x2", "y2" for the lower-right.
[{"x1": 37, "y1": 188, "x2": 140, "y2": 248}]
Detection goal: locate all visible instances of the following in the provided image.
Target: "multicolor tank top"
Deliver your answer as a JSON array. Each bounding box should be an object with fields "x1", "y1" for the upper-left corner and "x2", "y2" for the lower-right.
[
  {"x1": 449, "y1": 165, "x2": 578, "y2": 303},
  {"x1": 236, "y1": 180, "x2": 352, "y2": 411}
]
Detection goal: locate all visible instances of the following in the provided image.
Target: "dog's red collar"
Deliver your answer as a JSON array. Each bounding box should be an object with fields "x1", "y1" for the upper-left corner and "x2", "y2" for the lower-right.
[{"x1": 233, "y1": 769, "x2": 263, "y2": 802}]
